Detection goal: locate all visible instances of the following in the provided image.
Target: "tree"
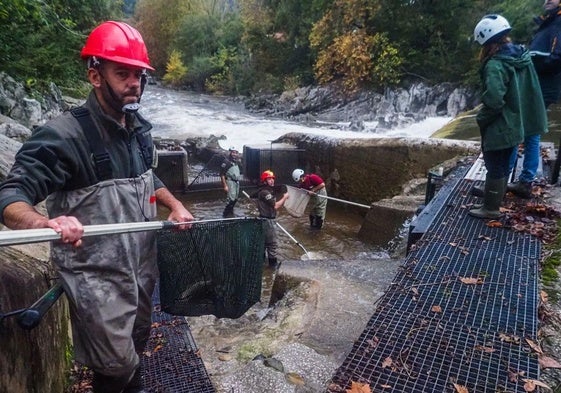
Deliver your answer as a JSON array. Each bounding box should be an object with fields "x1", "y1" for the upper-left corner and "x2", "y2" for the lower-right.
[
  {"x1": 163, "y1": 50, "x2": 188, "y2": 87},
  {"x1": 0, "y1": 0, "x2": 121, "y2": 90},
  {"x1": 310, "y1": 0, "x2": 402, "y2": 93},
  {"x1": 134, "y1": 0, "x2": 193, "y2": 74}
]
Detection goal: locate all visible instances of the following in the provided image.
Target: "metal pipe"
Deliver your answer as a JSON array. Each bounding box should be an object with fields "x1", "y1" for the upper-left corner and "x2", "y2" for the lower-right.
[
  {"x1": 0, "y1": 217, "x2": 247, "y2": 247},
  {"x1": 275, "y1": 222, "x2": 310, "y2": 258},
  {"x1": 290, "y1": 186, "x2": 371, "y2": 209}
]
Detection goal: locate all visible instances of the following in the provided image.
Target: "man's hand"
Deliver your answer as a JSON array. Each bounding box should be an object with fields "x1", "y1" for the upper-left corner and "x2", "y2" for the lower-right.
[
  {"x1": 48, "y1": 215, "x2": 84, "y2": 247},
  {"x1": 167, "y1": 205, "x2": 195, "y2": 230}
]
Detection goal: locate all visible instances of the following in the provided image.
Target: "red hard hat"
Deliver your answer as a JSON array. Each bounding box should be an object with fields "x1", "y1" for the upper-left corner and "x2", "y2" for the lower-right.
[
  {"x1": 81, "y1": 21, "x2": 154, "y2": 71},
  {"x1": 261, "y1": 170, "x2": 275, "y2": 182}
]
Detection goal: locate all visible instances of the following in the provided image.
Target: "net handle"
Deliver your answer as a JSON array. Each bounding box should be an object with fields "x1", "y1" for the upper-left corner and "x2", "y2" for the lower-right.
[{"x1": 0, "y1": 218, "x2": 247, "y2": 247}]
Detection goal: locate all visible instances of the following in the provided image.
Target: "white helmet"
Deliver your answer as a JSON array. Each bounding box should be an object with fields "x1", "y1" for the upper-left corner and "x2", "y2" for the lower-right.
[
  {"x1": 474, "y1": 14, "x2": 511, "y2": 45},
  {"x1": 292, "y1": 168, "x2": 304, "y2": 182}
]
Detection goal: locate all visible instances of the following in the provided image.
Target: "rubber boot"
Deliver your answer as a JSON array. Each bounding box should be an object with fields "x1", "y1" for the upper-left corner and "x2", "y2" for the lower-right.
[
  {"x1": 313, "y1": 216, "x2": 324, "y2": 229},
  {"x1": 268, "y1": 257, "x2": 280, "y2": 269},
  {"x1": 222, "y1": 199, "x2": 237, "y2": 218},
  {"x1": 470, "y1": 184, "x2": 485, "y2": 198},
  {"x1": 506, "y1": 181, "x2": 532, "y2": 199},
  {"x1": 123, "y1": 367, "x2": 146, "y2": 393},
  {"x1": 309, "y1": 215, "x2": 316, "y2": 228},
  {"x1": 468, "y1": 177, "x2": 506, "y2": 219},
  {"x1": 92, "y1": 372, "x2": 131, "y2": 393}
]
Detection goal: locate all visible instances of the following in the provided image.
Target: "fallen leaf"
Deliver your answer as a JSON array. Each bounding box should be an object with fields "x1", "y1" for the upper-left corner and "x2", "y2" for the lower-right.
[
  {"x1": 285, "y1": 372, "x2": 305, "y2": 385},
  {"x1": 381, "y1": 356, "x2": 393, "y2": 368},
  {"x1": 474, "y1": 345, "x2": 495, "y2": 353},
  {"x1": 218, "y1": 354, "x2": 232, "y2": 361},
  {"x1": 539, "y1": 356, "x2": 561, "y2": 369},
  {"x1": 508, "y1": 369, "x2": 525, "y2": 382},
  {"x1": 453, "y1": 383, "x2": 469, "y2": 393},
  {"x1": 522, "y1": 378, "x2": 550, "y2": 391},
  {"x1": 346, "y1": 381, "x2": 372, "y2": 393},
  {"x1": 431, "y1": 305, "x2": 442, "y2": 313},
  {"x1": 459, "y1": 277, "x2": 483, "y2": 285},
  {"x1": 540, "y1": 290, "x2": 548, "y2": 304},
  {"x1": 487, "y1": 220, "x2": 503, "y2": 227},
  {"x1": 499, "y1": 333, "x2": 520, "y2": 344},
  {"x1": 525, "y1": 338, "x2": 543, "y2": 354}
]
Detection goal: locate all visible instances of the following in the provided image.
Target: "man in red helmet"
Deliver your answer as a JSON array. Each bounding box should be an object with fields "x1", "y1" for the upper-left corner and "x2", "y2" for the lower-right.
[
  {"x1": 0, "y1": 21, "x2": 194, "y2": 393},
  {"x1": 255, "y1": 170, "x2": 289, "y2": 268}
]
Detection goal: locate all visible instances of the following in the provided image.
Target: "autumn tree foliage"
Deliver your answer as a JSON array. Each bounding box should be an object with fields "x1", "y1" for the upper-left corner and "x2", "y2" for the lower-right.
[
  {"x1": 134, "y1": 0, "x2": 192, "y2": 73},
  {"x1": 310, "y1": 0, "x2": 402, "y2": 93},
  {"x1": 162, "y1": 50, "x2": 188, "y2": 87}
]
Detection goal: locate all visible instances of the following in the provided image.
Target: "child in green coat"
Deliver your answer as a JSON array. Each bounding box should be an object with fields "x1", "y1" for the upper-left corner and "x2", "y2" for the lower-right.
[{"x1": 471, "y1": 14, "x2": 548, "y2": 218}]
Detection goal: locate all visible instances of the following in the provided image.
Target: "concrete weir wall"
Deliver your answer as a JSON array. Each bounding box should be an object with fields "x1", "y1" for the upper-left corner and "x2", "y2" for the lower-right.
[
  {"x1": 277, "y1": 133, "x2": 479, "y2": 204},
  {"x1": 276, "y1": 133, "x2": 480, "y2": 244}
]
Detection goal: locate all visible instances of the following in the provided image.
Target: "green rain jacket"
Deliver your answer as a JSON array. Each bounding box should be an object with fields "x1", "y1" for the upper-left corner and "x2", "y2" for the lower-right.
[{"x1": 476, "y1": 43, "x2": 548, "y2": 152}]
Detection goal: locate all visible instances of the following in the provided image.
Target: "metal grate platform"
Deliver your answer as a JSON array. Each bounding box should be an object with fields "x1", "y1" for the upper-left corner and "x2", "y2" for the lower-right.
[
  {"x1": 328, "y1": 164, "x2": 541, "y2": 392},
  {"x1": 328, "y1": 312, "x2": 539, "y2": 393},
  {"x1": 141, "y1": 287, "x2": 216, "y2": 392}
]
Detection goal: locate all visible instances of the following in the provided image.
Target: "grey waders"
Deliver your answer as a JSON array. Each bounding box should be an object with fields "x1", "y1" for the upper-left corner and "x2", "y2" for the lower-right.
[{"x1": 468, "y1": 177, "x2": 506, "y2": 219}]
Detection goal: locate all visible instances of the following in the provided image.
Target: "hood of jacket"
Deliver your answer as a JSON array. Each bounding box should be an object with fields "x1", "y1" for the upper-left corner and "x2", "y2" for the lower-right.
[{"x1": 491, "y1": 43, "x2": 533, "y2": 70}]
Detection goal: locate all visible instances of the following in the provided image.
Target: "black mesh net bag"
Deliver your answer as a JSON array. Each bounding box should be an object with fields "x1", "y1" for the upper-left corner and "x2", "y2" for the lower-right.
[{"x1": 157, "y1": 218, "x2": 265, "y2": 319}]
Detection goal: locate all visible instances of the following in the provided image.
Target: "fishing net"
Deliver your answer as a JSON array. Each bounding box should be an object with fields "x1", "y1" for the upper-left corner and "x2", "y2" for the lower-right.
[
  {"x1": 157, "y1": 218, "x2": 265, "y2": 319},
  {"x1": 284, "y1": 185, "x2": 310, "y2": 217}
]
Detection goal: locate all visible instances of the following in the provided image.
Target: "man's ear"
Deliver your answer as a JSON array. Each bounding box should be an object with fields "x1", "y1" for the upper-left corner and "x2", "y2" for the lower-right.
[{"x1": 87, "y1": 68, "x2": 102, "y2": 88}]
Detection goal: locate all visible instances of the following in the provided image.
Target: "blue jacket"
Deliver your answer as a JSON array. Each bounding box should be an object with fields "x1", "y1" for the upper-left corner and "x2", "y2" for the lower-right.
[{"x1": 530, "y1": 7, "x2": 561, "y2": 106}]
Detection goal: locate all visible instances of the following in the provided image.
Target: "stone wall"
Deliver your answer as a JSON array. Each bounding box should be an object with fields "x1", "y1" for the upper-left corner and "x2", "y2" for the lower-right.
[{"x1": 0, "y1": 245, "x2": 69, "y2": 393}]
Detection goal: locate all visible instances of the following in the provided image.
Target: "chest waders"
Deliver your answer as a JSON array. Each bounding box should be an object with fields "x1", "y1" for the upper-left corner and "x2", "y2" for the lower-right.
[
  {"x1": 46, "y1": 107, "x2": 159, "y2": 387},
  {"x1": 222, "y1": 163, "x2": 240, "y2": 218},
  {"x1": 47, "y1": 171, "x2": 157, "y2": 379},
  {"x1": 309, "y1": 188, "x2": 327, "y2": 229}
]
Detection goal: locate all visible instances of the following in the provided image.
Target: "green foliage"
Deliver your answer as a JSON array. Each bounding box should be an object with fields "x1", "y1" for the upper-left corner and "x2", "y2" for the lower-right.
[
  {"x1": 0, "y1": 0, "x2": 122, "y2": 92},
  {"x1": 173, "y1": 10, "x2": 243, "y2": 93},
  {"x1": 311, "y1": 0, "x2": 402, "y2": 93},
  {"x1": 3, "y1": 0, "x2": 546, "y2": 96},
  {"x1": 314, "y1": 31, "x2": 402, "y2": 93},
  {"x1": 163, "y1": 50, "x2": 188, "y2": 87}
]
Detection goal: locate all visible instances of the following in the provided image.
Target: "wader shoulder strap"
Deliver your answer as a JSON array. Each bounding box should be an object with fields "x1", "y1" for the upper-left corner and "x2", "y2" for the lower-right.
[{"x1": 71, "y1": 107, "x2": 113, "y2": 181}]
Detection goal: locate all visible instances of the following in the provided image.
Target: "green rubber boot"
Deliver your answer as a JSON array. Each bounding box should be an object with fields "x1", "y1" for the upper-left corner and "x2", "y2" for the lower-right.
[{"x1": 468, "y1": 177, "x2": 506, "y2": 219}]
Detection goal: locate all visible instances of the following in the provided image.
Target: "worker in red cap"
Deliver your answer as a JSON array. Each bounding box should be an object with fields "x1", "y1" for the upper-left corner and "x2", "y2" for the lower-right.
[{"x1": 0, "y1": 21, "x2": 194, "y2": 392}]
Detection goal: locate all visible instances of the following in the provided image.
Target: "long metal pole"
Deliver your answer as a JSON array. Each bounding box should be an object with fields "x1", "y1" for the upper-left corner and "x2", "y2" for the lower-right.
[
  {"x1": 275, "y1": 222, "x2": 310, "y2": 257},
  {"x1": 0, "y1": 217, "x2": 246, "y2": 247},
  {"x1": 289, "y1": 186, "x2": 371, "y2": 209},
  {"x1": 242, "y1": 190, "x2": 310, "y2": 258}
]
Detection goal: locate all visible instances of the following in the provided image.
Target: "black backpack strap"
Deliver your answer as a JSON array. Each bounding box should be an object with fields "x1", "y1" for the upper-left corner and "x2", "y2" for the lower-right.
[{"x1": 71, "y1": 107, "x2": 113, "y2": 181}]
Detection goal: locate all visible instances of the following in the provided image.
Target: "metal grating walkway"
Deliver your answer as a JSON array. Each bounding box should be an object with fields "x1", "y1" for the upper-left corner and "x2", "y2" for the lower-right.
[
  {"x1": 141, "y1": 286, "x2": 215, "y2": 392},
  {"x1": 328, "y1": 162, "x2": 542, "y2": 392}
]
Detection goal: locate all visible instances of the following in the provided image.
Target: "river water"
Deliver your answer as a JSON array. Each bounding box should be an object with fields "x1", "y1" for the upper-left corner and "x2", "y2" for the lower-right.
[{"x1": 142, "y1": 85, "x2": 451, "y2": 261}]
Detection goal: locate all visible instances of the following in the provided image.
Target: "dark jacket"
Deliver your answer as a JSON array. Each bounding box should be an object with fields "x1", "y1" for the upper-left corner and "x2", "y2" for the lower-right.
[
  {"x1": 0, "y1": 91, "x2": 163, "y2": 220},
  {"x1": 530, "y1": 7, "x2": 561, "y2": 106},
  {"x1": 476, "y1": 43, "x2": 548, "y2": 151},
  {"x1": 256, "y1": 185, "x2": 276, "y2": 219}
]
